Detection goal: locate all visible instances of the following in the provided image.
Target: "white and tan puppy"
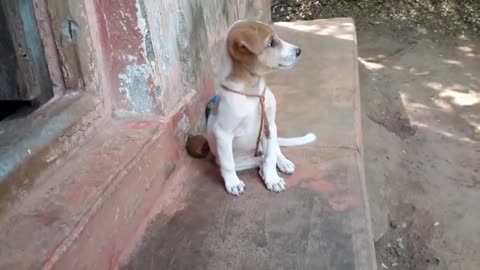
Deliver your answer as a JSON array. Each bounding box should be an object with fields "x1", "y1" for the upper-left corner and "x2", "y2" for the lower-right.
[{"x1": 186, "y1": 20, "x2": 316, "y2": 196}]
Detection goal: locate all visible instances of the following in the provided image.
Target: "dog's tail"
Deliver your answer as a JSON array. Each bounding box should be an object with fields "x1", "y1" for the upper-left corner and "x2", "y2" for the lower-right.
[
  {"x1": 186, "y1": 132, "x2": 316, "y2": 158},
  {"x1": 278, "y1": 133, "x2": 316, "y2": 147},
  {"x1": 186, "y1": 135, "x2": 210, "y2": 158}
]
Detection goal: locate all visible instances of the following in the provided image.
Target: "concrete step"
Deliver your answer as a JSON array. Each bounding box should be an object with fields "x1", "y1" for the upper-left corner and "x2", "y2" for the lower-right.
[
  {"x1": 0, "y1": 99, "x2": 204, "y2": 269},
  {"x1": 0, "y1": 18, "x2": 376, "y2": 270},
  {"x1": 0, "y1": 118, "x2": 168, "y2": 269},
  {"x1": 122, "y1": 19, "x2": 377, "y2": 270}
]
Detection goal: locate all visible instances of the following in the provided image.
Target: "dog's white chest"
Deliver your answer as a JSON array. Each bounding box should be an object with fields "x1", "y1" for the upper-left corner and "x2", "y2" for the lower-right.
[
  {"x1": 232, "y1": 97, "x2": 271, "y2": 158},
  {"x1": 206, "y1": 83, "x2": 275, "y2": 160}
]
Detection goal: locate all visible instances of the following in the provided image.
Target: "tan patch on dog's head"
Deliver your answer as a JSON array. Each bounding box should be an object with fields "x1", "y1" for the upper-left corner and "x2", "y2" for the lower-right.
[
  {"x1": 226, "y1": 20, "x2": 301, "y2": 80},
  {"x1": 227, "y1": 21, "x2": 273, "y2": 63}
]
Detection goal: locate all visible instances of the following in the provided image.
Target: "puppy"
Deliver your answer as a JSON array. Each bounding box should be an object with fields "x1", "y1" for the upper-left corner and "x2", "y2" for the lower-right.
[{"x1": 186, "y1": 20, "x2": 316, "y2": 196}]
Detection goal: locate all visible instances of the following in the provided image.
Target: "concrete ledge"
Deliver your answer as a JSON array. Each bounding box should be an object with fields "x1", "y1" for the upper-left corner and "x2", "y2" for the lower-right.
[
  {"x1": 0, "y1": 18, "x2": 376, "y2": 270},
  {"x1": 123, "y1": 19, "x2": 377, "y2": 270},
  {"x1": 0, "y1": 81, "x2": 210, "y2": 269},
  {"x1": 0, "y1": 93, "x2": 103, "y2": 212}
]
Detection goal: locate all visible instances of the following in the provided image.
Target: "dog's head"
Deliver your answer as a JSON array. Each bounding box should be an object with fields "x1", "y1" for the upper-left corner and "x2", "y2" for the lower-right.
[{"x1": 226, "y1": 20, "x2": 301, "y2": 75}]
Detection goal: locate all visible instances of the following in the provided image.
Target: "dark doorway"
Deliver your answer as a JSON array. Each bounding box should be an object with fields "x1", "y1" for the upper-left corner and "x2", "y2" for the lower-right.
[{"x1": 0, "y1": 1, "x2": 52, "y2": 120}]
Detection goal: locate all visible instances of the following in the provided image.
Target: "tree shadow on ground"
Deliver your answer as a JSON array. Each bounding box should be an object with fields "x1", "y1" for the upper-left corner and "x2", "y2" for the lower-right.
[{"x1": 358, "y1": 26, "x2": 480, "y2": 270}]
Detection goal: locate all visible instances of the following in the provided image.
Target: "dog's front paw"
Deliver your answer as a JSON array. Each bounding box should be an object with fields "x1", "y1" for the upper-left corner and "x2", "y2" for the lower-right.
[
  {"x1": 277, "y1": 156, "x2": 295, "y2": 174},
  {"x1": 259, "y1": 169, "x2": 286, "y2": 193},
  {"x1": 225, "y1": 177, "x2": 246, "y2": 196}
]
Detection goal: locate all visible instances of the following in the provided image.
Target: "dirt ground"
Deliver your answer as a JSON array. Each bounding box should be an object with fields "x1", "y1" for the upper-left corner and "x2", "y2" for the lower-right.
[{"x1": 273, "y1": 1, "x2": 480, "y2": 269}]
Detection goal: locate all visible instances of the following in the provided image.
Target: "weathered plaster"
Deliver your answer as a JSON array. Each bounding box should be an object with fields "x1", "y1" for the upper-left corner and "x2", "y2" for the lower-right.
[
  {"x1": 45, "y1": 0, "x2": 270, "y2": 117},
  {"x1": 93, "y1": 0, "x2": 156, "y2": 115},
  {"x1": 140, "y1": 0, "x2": 271, "y2": 117},
  {"x1": 118, "y1": 64, "x2": 153, "y2": 113}
]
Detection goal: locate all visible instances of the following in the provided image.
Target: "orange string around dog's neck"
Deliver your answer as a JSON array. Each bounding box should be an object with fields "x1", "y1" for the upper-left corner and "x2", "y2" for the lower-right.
[{"x1": 221, "y1": 83, "x2": 270, "y2": 157}]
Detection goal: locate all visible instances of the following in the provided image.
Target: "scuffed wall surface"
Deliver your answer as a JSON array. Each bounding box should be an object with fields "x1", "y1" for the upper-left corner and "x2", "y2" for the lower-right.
[
  {"x1": 95, "y1": 0, "x2": 270, "y2": 116},
  {"x1": 248, "y1": 0, "x2": 272, "y2": 22},
  {"x1": 94, "y1": 0, "x2": 155, "y2": 116}
]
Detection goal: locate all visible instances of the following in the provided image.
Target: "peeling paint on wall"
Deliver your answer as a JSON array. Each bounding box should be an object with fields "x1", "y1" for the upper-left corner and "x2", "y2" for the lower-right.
[
  {"x1": 176, "y1": 8, "x2": 188, "y2": 50},
  {"x1": 175, "y1": 113, "x2": 190, "y2": 138},
  {"x1": 177, "y1": 1, "x2": 212, "y2": 97},
  {"x1": 96, "y1": 0, "x2": 269, "y2": 117},
  {"x1": 155, "y1": 85, "x2": 162, "y2": 97},
  {"x1": 136, "y1": 0, "x2": 155, "y2": 62},
  {"x1": 118, "y1": 64, "x2": 153, "y2": 113}
]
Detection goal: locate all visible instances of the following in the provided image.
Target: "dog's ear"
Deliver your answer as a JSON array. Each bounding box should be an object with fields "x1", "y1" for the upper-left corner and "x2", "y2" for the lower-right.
[
  {"x1": 228, "y1": 28, "x2": 264, "y2": 60},
  {"x1": 237, "y1": 30, "x2": 264, "y2": 55}
]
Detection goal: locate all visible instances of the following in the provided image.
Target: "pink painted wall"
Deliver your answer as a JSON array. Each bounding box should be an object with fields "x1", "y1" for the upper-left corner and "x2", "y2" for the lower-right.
[{"x1": 92, "y1": 0, "x2": 270, "y2": 118}]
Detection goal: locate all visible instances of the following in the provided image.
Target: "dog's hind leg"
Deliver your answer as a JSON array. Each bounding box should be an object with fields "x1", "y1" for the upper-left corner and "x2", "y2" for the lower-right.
[
  {"x1": 275, "y1": 147, "x2": 296, "y2": 175},
  {"x1": 275, "y1": 133, "x2": 316, "y2": 174}
]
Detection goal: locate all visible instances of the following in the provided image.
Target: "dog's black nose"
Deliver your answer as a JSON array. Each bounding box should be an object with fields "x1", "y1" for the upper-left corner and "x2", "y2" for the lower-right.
[{"x1": 295, "y1": 48, "x2": 302, "y2": 57}]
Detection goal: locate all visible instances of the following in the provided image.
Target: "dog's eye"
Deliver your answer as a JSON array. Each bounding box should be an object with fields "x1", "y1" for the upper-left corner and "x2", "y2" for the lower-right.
[{"x1": 267, "y1": 39, "x2": 276, "y2": 48}]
